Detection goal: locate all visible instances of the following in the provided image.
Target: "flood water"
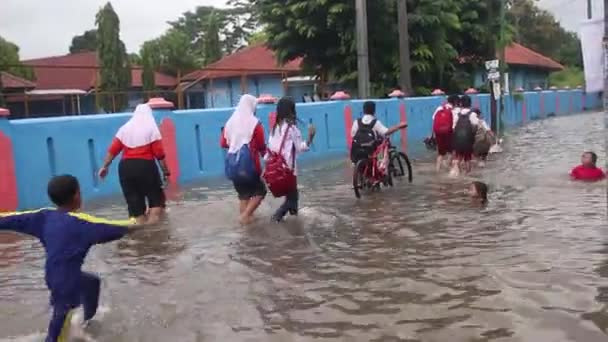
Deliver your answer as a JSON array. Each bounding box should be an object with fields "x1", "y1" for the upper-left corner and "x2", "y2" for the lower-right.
[{"x1": 1, "y1": 112, "x2": 607, "y2": 342}]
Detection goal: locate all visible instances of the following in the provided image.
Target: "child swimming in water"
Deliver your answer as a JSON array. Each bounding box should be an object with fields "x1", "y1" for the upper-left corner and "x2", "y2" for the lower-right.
[
  {"x1": 0, "y1": 175, "x2": 140, "y2": 342},
  {"x1": 468, "y1": 181, "x2": 488, "y2": 205},
  {"x1": 570, "y1": 152, "x2": 606, "y2": 182}
]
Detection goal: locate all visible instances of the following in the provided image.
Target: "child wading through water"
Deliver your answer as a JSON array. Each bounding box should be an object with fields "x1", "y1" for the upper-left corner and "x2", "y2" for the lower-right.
[
  {"x1": 221, "y1": 94, "x2": 268, "y2": 225},
  {"x1": 468, "y1": 181, "x2": 489, "y2": 205},
  {"x1": 0, "y1": 175, "x2": 141, "y2": 342},
  {"x1": 431, "y1": 95, "x2": 459, "y2": 171},
  {"x1": 570, "y1": 151, "x2": 606, "y2": 182},
  {"x1": 451, "y1": 95, "x2": 479, "y2": 176},
  {"x1": 350, "y1": 101, "x2": 408, "y2": 164},
  {"x1": 266, "y1": 97, "x2": 316, "y2": 222}
]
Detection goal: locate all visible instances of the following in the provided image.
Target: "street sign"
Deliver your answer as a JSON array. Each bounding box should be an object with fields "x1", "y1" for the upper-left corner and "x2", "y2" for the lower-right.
[
  {"x1": 485, "y1": 59, "x2": 499, "y2": 70},
  {"x1": 487, "y1": 71, "x2": 500, "y2": 81}
]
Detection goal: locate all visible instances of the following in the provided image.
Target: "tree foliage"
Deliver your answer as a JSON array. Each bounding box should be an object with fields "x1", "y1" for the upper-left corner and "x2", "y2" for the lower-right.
[
  {"x1": 0, "y1": 36, "x2": 34, "y2": 80},
  {"x1": 69, "y1": 30, "x2": 98, "y2": 54},
  {"x1": 202, "y1": 11, "x2": 223, "y2": 65},
  {"x1": 508, "y1": 0, "x2": 582, "y2": 68},
  {"x1": 96, "y1": 2, "x2": 131, "y2": 112}
]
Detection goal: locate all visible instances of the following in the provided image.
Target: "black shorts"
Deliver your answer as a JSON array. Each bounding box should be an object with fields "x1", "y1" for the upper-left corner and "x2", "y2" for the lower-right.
[
  {"x1": 233, "y1": 177, "x2": 267, "y2": 200},
  {"x1": 118, "y1": 159, "x2": 164, "y2": 217}
]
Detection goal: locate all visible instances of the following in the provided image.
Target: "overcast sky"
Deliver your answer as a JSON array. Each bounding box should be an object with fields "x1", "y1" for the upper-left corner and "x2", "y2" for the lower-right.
[{"x1": 0, "y1": 0, "x2": 599, "y2": 60}]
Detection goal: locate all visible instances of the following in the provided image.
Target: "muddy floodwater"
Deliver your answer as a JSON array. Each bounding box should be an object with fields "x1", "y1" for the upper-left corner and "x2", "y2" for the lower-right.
[{"x1": 1, "y1": 112, "x2": 606, "y2": 341}]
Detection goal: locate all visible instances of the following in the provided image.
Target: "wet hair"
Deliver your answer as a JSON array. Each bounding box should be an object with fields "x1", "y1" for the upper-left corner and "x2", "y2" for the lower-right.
[
  {"x1": 585, "y1": 151, "x2": 598, "y2": 165},
  {"x1": 460, "y1": 95, "x2": 472, "y2": 108},
  {"x1": 273, "y1": 97, "x2": 297, "y2": 134},
  {"x1": 447, "y1": 95, "x2": 460, "y2": 106},
  {"x1": 47, "y1": 175, "x2": 80, "y2": 207},
  {"x1": 363, "y1": 101, "x2": 376, "y2": 115},
  {"x1": 472, "y1": 181, "x2": 488, "y2": 204}
]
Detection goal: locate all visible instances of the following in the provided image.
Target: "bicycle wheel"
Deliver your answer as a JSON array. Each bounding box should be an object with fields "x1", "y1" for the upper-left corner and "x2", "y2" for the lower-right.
[
  {"x1": 391, "y1": 151, "x2": 413, "y2": 183},
  {"x1": 353, "y1": 159, "x2": 369, "y2": 199}
]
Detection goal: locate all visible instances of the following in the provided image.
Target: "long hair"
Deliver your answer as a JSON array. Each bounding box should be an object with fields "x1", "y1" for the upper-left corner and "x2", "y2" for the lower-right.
[
  {"x1": 273, "y1": 97, "x2": 297, "y2": 134},
  {"x1": 472, "y1": 181, "x2": 488, "y2": 205}
]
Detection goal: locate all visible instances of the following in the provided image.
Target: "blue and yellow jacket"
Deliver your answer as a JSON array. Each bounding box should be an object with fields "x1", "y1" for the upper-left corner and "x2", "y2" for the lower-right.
[{"x1": 0, "y1": 209, "x2": 133, "y2": 306}]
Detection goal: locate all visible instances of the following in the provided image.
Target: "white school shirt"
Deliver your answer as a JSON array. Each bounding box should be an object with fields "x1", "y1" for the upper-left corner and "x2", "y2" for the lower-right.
[
  {"x1": 453, "y1": 108, "x2": 480, "y2": 129},
  {"x1": 267, "y1": 122, "x2": 309, "y2": 176},
  {"x1": 351, "y1": 114, "x2": 389, "y2": 138}
]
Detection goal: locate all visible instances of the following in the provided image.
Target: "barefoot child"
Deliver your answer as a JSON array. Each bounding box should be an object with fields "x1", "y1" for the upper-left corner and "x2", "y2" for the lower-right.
[
  {"x1": 0, "y1": 175, "x2": 140, "y2": 342},
  {"x1": 221, "y1": 94, "x2": 267, "y2": 225},
  {"x1": 570, "y1": 151, "x2": 606, "y2": 182}
]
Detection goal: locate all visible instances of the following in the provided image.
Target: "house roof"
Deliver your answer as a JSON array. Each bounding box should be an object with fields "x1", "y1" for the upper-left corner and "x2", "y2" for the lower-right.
[
  {"x1": 183, "y1": 44, "x2": 302, "y2": 82},
  {"x1": 22, "y1": 51, "x2": 177, "y2": 90},
  {"x1": 505, "y1": 43, "x2": 564, "y2": 71},
  {"x1": 1, "y1": 71, "x2": 36, "y2": 90}
]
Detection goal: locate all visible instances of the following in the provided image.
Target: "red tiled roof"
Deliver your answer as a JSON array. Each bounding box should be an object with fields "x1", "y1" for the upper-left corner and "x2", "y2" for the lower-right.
[
  {"x1": 1, "y1": 71, "x2": 36, "y2": 90},
  {"x1": 183, "y1": 44, "x2": 302, "y2": 81},
  {"x1": 505, "y1": 43, "x2": 564, "y2": 71},
  {"x1": 23, "y1": 52, "x2": 177, "y2": 90}
]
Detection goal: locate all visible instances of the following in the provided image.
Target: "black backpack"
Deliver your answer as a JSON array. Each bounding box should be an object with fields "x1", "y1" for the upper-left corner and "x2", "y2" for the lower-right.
[
  {"x1": 453, "y1": 112, "x2": 475, "y2": 150},
  {"x1": 351, "y1": 118, "x2": 377, "y2": 161}
]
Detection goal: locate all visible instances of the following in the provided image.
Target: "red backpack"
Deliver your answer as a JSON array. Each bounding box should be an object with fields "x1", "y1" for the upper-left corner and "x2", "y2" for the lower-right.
[
  {"x1": 433, "y1": 105, "x2": 454, "y2": 134},
  {"x1": 263, "y1": 126, "x2": 297, "y2": 197}
]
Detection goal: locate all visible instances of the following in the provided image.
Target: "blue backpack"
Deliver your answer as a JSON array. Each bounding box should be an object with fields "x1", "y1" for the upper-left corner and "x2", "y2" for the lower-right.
[{"x1": 225, "y1": 144, "x2": 257, "y2": 183}]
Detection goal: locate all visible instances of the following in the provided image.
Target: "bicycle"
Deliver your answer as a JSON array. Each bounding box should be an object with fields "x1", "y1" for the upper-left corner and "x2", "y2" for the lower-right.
[{"x1": 352, "y1": 137, "x2": 413, "y2": 198}]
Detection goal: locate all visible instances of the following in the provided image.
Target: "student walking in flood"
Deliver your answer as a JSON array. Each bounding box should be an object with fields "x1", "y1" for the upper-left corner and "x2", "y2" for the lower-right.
[
  {"x1": 98, "y1": 104, "x2": 170, "y2": 225},
  {"x1": 264, "y1": 97, "x2": 315, "y2": 223},
  {"x1": 221, "y1": 94, "x2": 267, "y2": 225}
]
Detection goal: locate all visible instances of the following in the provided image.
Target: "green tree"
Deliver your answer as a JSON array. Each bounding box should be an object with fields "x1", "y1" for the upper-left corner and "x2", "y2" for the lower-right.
[
  {"x1": 95, "y1": 2, "x2": 131, "y2": 112},
  {"x1": 508, "y1": 0, "x2": 581, "y2": 67},
  {"x1": 69, "y1": 29, "x2": 98, "y2": 54},
  {"x1": 140, "y1": 29, "x2": 199, "y2": 79},
  {"x1": 203, "y1": 11, "x2": 223, "y2": 65},
  {"x1": 140, "y1": 40, "x2": 161, "y2": 94},
  {"x1": 0, "y1": 36, "x2": 34, "y2": 80}
]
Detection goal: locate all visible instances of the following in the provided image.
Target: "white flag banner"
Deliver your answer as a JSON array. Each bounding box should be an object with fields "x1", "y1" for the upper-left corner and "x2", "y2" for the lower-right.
[{"x1": 579, "y1": 18, "x2": 604, "y2": 92}]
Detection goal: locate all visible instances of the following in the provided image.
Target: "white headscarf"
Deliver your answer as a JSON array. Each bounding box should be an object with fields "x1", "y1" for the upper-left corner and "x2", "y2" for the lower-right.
[
  {"x1": 115, "y1": 104, "x2": 162, "y2": 148},
  {"x1": 224, "y1": 94, "x2": 259, "y2": 153}
]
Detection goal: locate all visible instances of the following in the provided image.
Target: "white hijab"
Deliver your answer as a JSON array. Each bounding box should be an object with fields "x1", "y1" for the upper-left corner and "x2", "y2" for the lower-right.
[
  {"x1": 224, "y1": 94, "x2": 259, "y2": 153},
  {"x1": 116, "y1": 104, "x2": 162, "y2": 148}
]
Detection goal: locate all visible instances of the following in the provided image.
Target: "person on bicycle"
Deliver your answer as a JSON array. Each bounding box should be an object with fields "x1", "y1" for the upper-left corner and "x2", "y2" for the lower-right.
[{"x1": 350, "y1": 101, "x2": 407, "y2": 164}]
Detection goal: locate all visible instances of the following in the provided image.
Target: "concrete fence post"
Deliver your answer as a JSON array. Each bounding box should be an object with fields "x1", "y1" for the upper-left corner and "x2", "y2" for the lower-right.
[{"x1": 0, "y1": 108, "x2": 19, "y2": 211}]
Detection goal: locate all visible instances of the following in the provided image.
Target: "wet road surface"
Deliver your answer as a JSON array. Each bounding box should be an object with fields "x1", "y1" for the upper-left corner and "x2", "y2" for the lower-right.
[{"x1": 1, "y1": 111, "x2": 606, "y2": 341}]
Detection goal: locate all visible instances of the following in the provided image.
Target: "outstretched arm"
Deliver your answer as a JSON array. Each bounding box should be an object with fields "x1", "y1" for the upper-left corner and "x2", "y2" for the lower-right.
[
  {"x1": 385, "y1": 122, "x2": 408, "y2": 136},
  {"x1": 69, "y1": 213, "x2": 143, "y2": 245},
  {"x1": 99, "y1": 138, "x2": 123, "y2": 179},
  {"x1": 0, "y1": 210, "x2": 45, "y2": 238}
]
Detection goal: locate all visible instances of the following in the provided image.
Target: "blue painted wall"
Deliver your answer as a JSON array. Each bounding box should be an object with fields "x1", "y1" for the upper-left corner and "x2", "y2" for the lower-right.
[
  {"x1": 0, "y1": 90, "x2": 599, "y2": 210},
  {"x1": 474, "y1": 66, "x2": 552, "y2": 91},
  {"x1": 195, "y1": 75, "x2": 285, "y2": 109}
]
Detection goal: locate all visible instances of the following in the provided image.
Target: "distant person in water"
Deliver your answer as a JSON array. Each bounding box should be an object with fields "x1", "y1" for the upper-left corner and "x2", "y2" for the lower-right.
[
  {"x1": 570, "y1": 152, "x2": 606, "y2": 182},
  {"x1": 468, "y1": 181, "x2": 488, "y2": 205}
]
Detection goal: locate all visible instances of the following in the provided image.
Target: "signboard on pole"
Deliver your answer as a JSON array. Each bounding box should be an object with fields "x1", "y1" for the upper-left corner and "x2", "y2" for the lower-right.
[
  {"x1": 485, "y1": 59, "x2": 499, "y2": 71},
  {"x1": 492, "y1": 81, "x2": 501, "y2": 100},
  {"x1": 487, "y1": 71, "x2": 500, "y2": 81}
]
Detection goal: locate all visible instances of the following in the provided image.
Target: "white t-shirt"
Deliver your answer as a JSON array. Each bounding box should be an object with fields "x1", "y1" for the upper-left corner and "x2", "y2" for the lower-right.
[
  {"x1": 351, "y1": 114, "x2": 389, "y2": 138},
  {"x1": 453, "y1": 108, "x2": 480, "y2": 129},
  {"x1": 266, "y1": 122, "x2": 309, "y2": 175}
]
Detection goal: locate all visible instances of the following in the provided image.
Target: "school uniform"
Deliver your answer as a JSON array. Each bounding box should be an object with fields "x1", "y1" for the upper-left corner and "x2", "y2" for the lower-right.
[
  {"x1": 0, "y1": 209, "x2": 132, "y2": 342},
  {"x1": 267, "y1": 122, "x2": 310, "y2": 221}
]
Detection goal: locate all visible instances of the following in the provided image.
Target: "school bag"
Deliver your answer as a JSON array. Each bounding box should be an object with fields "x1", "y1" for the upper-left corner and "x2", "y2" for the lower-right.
[
  {"x1": 351, "y1": 118, "x2": 377, "y2": 162},
  {"x1": 263, "y1": 126, "x2": 297, "y2": 197},
  {"x1": 453, "y1": 112, "x2": 475, "y2": 151},
  {"x1": 225, "y1": 144, "x2": 258, "y2": 183},
  {"x1": 433, "y1": 105, "x2": 454, "y2": 134}
]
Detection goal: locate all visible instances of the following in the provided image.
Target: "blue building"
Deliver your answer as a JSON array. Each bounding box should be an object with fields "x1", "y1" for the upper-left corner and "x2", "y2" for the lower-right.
[
  {"x1": 183, "y1": 45, "x2": 310, "y2": 108},
  {"x1": 473, "y1": 43, "x2": 564, "y2": 91}
]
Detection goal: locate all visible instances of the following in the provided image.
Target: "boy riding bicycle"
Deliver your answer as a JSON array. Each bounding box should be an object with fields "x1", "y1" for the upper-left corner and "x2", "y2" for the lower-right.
[{"x1": 350, "y1": 101, "x2": 407, "y2": 164}]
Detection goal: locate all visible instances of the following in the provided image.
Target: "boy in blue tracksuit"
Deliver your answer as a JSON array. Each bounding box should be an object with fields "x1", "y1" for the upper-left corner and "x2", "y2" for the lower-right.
[{"x1": 0, "y1": 174, "x2": 140, "y2": 342}]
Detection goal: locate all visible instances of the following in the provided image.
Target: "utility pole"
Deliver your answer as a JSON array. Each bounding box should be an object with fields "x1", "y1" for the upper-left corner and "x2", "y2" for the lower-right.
[
  {"x1": 587, "y1": 0, "x2": 592, "y2": 19},
  {"x1": 397, "y1": 0, "x2": 412, "y2": 95},
  {"x1": 355, "y1": 0, "x2": 371, "y2": 98},
  {"x1": 497, "y1": 0, "x2": 507, "y2": 137},
  {"x1": 603, "y1": 0, "x2": 607, "y2": 134}
]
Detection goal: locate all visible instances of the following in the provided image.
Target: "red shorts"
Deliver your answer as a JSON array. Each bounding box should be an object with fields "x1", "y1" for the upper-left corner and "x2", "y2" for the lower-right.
[{"x1": 434, "y1": 132, "x2": 453, "y2": 156}]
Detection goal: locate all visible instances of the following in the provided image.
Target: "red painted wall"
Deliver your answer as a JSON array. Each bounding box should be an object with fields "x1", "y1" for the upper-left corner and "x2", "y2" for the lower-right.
[
  {"x1": 344, "y1": 105, "x2": 353, "y2": 151},
  {"x1": 160, "y1": 118, "x2": 180, "y2": 184},
  {"x1": 400, "y1": 102, "x2": 408, "y2": 152},
  {"x1": 0, "y1": 131, "x2": 18, "y2": 211}
]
